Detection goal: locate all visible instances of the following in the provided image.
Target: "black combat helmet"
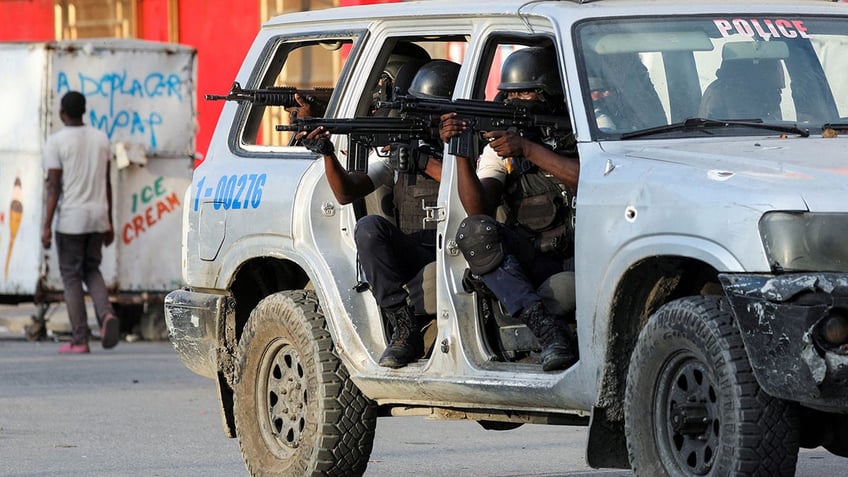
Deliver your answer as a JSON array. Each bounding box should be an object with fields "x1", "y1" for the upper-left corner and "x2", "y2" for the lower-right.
[
  {"x1": 408, "y1": 59, "x2": 461, "y2": 100},
  {"x1": 383, "y1": 58, "x2": 428, "y2": 98},
  {"x1": 382, "y1": 41, "x2": 431, "y2": 98},
  {"x1": 498, "y1": 46, "x2": 563, "y2": 98},
  {"x1": 372, "y1": 42, "x2": 431, "y2": 115}
]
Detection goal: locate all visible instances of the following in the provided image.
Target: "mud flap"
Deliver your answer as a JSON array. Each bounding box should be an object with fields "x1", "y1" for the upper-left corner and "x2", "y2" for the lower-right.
[{"x1": 586, "y1": 406, "x2": 630, "y2": 469}]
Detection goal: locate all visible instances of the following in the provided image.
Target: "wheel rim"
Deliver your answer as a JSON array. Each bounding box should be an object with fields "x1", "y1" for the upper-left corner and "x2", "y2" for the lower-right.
[
  {"x1": 256, "y1": 339, "x2": 309, "y2": 455},
  {"x1": 655, "y1": 351, "x2": 720, "y2": 475}
]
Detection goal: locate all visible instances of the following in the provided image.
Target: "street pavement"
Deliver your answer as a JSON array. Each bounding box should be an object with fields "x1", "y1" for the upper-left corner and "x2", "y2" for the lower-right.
[{"x1": 1, "y1": 303, "x2": 846, "y2": 475}]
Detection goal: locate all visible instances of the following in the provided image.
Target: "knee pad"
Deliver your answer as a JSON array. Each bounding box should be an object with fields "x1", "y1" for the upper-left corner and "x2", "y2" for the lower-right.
[{"x1": 455, "y1": 215, "x2": 504, "y2": 276}]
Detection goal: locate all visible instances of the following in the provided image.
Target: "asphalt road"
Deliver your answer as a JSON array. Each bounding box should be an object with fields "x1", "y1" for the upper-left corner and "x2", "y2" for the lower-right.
[{"x1": 0, "y1": 320, "x2": 845, "y2": 476}]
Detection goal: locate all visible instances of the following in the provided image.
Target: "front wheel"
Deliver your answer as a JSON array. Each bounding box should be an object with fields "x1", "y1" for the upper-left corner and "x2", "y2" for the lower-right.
[
  {"x1": 624, "y1": 296, "x2": 799, "y2": 476},
  {"x1": 233, "y1": 290, "x2": 377, "y2": 476}
]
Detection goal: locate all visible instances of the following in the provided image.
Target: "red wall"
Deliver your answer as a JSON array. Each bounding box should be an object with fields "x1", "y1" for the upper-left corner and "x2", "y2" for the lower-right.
[
  {"x1": 339, "y1": 0, "x2": 396, "y2": 4},
  {"x1": 0, "y1": 1, "x2": 397, "y2": 156},
  {"x1": 0, "y1": 0, "x2": 54, "y2": 41},
  {"x1": 139, "y1": 0, "x2": 172, "y2": 43},
  {"x1": 0, "y1": 0, "x2": 258, "y2": 157},
  {"x1": 138, "y1": 0, "x2": 259, "y2": 158},
  {"x1": 175, "y1": 0, "x2": 258, "y2": 159}
]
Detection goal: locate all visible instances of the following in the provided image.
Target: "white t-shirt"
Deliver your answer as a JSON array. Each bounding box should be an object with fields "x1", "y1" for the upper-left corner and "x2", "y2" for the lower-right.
[
  {"x1": 476, "y1": 145, "x2": 508, "y2": 184},
  {"x1": 43, "y1": 125, "x2": 112, "y2": 234},
  {"x1": 365, "y1": 149, "x2": 395, "y2": 189}
]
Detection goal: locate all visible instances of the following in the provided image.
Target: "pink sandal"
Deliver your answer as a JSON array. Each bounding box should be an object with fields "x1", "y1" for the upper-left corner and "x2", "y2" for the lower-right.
[
  {"x1": 101, "y1": 314, "x2": 120, "y2": 349},
  {"x1": 59, "y1": 342, "x2": 90, "y2": 354}
]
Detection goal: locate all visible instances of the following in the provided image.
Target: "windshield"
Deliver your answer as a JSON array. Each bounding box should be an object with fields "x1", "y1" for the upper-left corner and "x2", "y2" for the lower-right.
[{"x1": 575, "y1": 15, "x2": 848, "y2": 139}]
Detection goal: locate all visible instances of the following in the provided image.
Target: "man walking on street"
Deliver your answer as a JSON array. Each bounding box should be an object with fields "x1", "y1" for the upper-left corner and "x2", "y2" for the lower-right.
[{"x1": 41, "y1": 91, "x2": 120, "y2": 354}]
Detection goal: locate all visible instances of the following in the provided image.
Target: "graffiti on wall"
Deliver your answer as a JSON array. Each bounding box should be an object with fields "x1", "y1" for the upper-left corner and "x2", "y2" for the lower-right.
[
  {"x1": 56, "y1": 68, "x2": 188, "y2": 150},
  {"x1": 121, "y1": 176, "x2": 181, "y2": 245}
]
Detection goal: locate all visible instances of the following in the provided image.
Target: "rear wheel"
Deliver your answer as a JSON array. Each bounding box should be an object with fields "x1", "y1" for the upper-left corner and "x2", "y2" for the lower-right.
[
  {"x1": 624, "y1": 296, "x2": 799, "y2": 476},
  {"x1": 233, "y1": 290, "x2": 376, "y2": 476}
]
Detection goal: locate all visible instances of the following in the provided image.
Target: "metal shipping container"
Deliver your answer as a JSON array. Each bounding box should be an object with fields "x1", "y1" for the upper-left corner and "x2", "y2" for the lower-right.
[{"x1": 0, "y1": 39, "x2": 197, "y2": 339}]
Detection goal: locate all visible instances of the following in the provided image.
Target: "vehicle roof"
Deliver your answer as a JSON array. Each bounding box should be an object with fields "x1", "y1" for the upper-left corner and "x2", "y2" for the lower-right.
[
  {"x1": 263, "y1": 0, "x2": 846, "y2": 28},
  {"x1": 0, "y1": 38, "x2": 195, "y2": 53}
]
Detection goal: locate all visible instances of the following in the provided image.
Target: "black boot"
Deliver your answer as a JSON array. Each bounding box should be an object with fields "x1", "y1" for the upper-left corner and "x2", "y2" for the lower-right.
[
  {"x1": 378, "y1": 305, "x2": 423, "y2": 368},
  {"x1": 521, "y1": 302, "x2": 578, "y2": 371}
]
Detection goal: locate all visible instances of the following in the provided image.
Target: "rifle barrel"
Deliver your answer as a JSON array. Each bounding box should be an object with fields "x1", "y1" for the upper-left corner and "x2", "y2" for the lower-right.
[
  {"x1": 276, "y1": 117, "x2": 428, "y2": 133},
  {"x1": 204, "y1": 82, "x2": 334, "y2": 107}
]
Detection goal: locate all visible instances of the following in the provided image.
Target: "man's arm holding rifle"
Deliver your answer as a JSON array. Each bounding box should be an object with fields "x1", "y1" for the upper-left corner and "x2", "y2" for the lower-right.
[
  {"x1": 431, "y1": 95, "x2": 577, "y2": 215},
  {"x1": 279, "y1": 116, "x2": 436, "y2": 171},
  {"x1": 295, "y1": 126, "x2": 374, "y2": 205},
  {"x1": 377, "y1": 95, "x2": 572, "y2": 160},
  {"x1": 280, "y1": 116, "x2": 435, "y2": 204}
]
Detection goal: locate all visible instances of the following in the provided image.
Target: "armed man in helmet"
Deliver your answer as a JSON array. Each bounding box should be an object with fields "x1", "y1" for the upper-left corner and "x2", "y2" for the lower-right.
[
  {"x1": 440, "y1": 46, "x2": 579, "y2": 372},
  {"x1": 299, "y1": 57, "x2": 462, "y2": 369}
]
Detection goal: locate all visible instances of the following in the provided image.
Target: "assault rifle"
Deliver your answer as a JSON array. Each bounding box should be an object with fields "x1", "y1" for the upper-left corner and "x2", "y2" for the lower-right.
[
  {"x1": 276, "y1": 116, "x2": 437, "y2": 172},
  {"x1": 206, "y1": 81, "x2": 333, "y2": 111},
  {"x1": 377, "y1": 95, "x2": 572, "y2": 159}
]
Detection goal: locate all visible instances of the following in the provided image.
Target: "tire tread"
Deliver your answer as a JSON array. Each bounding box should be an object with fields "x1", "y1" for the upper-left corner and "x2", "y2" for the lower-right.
[
  {"x1": 234, "y1": 290, "x2": 376, "y2": 477},
  {"x1": 624, "y1": 296, "x2": 799, "y2": 477}
]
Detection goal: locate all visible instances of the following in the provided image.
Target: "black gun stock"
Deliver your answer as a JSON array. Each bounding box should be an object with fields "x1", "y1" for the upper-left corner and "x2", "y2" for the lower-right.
[
  {"x1": 277, "y1": 116, "x2": 434, "y2": 172},
  {"x1": 206, "y1": 81, "x2": 333, "y2": 109},
  {"x1": 377, "y1": 96, "x2": 571, "y2": 158}
]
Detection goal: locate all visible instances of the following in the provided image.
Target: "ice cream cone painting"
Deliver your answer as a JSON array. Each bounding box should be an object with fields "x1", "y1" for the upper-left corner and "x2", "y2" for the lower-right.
[{"x1": 5, "y1": 175, "x2": 23, "y2": 280}]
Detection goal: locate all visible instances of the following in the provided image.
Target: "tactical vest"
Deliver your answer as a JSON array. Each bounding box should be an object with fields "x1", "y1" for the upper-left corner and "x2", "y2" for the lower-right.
[
  {"x1": 393, "y1": 171, "x2": 439, "y2": 235},
  {"x1": 503, "y1": 156, "x2": 575, "y2": 257}
]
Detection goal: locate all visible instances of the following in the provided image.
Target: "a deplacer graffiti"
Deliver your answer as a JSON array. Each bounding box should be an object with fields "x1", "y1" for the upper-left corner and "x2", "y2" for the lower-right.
[
  {"x1": 56, "y1": 69, "x2": 186, "y2": 150},
  {"x1": 5, "y1": 175, "x2": 23, "y2": 280},
  {"x1": 121, "y1": 176, "x2": 181, "y2": 245}
]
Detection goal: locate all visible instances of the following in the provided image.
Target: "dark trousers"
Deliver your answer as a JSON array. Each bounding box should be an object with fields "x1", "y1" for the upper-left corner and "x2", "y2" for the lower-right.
[
  {"x1": 354, "y1": 215, "x2": 436, "y2": 309},
  {"x1": 56, "y1": 232, "x2": 115, "y2": 345},
  {"x1": 478, "y1": 224, "x2": 566, "y2": 317}
]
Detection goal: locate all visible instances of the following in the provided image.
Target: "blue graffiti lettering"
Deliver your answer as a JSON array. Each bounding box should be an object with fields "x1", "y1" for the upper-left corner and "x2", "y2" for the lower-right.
[
  {"x1": 59, "y1": 70, "x2": 185, "y2": 102},
  {"x1": 57, "y1": 72, "x2": 72, "y2": 95},
  {"x1": 145, "y1": 73, "x2": 166, "y2": 98},
  {"x1": 56, "y1": 68, "x2": 186, "y2": 150},
  {"x1": 89, "y1": 109, "x2": 163, "y2": 149},
  {"x1": 66, "y1": 70, "x2": 184, "y2": 117}
]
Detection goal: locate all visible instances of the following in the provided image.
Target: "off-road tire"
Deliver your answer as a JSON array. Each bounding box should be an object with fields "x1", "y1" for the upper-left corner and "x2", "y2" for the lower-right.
[
  {"x1": 233, "y1": 290, "x2": 377, "y2": 476},
  {"x1": 624, "y1": 296, "x2": 799, "y2": 476}
]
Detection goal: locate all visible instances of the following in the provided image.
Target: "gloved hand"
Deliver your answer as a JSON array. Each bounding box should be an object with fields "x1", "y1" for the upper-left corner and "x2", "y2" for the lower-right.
[
  {"x1": 301, "y1": 137, "x2": 334, "y2": 155},
  {"x1": 414, "y1": 145, "x2": 437, "y2": 174}
]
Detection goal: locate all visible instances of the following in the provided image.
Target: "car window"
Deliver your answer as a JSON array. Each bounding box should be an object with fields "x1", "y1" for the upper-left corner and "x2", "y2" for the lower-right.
[
  {"x1": 354, "y1": 37, "x2": 468, "y2": 117},
  {"x1": 338, "y1": 36, "x2": 467, "y2": 174},
  {"x1": 575, "y1": 16, "x2": 848, "y2": 138},
  {"x1": 237, "y1": 36, "x2": 358, "y2": 150},
  {"x1": 472, "y1": 37, "x2": 563, "y2": 103}
]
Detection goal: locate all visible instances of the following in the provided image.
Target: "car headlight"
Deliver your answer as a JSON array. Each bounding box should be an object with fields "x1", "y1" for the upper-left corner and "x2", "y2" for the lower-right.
[{"x1": 759, "y1": 212, "x2": 848, "y2": 273}]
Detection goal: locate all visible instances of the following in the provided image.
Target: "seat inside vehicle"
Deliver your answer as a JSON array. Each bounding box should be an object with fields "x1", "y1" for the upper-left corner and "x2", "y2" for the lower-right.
[{"x1": 699, "y1": 41, "x2": 788, "y2": 121}]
